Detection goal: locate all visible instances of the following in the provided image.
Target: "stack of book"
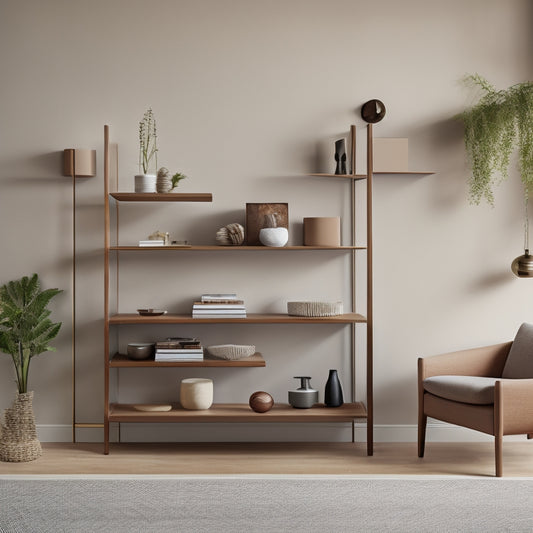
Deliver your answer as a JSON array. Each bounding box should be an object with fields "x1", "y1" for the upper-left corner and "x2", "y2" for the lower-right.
[
  {"x1": 192, "y1": 293, "x2": 247, "y2": 318},
  {"x1": 154, "y1": 338, "x2": 204, "y2": 361}
]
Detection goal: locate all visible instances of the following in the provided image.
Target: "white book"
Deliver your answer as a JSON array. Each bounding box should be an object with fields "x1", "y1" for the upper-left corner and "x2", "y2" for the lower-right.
[
  {"x1": 139, "y1": 240, "x2": 165, "y2": 247},
  {"x1": 192, "y1": 308, "x2": 246, "y2": 314},
  {"x1": 155, "y1": 349, "x2": 204, "y2": 354},
  {"x1": 201, "y1": 294, "x2": 238, "y2": 302},
  {"x1": 192, "y1": 313, "x2": 247, "y2": 319},
  {"x1": 155, "y1": 354, "x2": 204, "y2": 360}
]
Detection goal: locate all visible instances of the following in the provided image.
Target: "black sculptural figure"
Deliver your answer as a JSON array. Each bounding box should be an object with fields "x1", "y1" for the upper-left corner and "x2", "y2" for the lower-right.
[{"x1": 334, "y1": 139, "x2": 347, "y2": 175}]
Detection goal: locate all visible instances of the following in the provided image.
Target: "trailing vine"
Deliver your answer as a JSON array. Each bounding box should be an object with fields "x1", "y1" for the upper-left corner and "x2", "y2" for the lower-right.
[{"x1": 459, "y1": 74, "x2": 533, "y2": 206}]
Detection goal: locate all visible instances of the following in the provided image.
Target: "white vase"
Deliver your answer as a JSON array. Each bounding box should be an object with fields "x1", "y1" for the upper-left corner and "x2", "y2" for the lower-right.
[
  {"x1": 134, "y1": 174, "x2": 157, "y2": 193},
  {"x1": 180, "y1": 378, "x2": 213, "y2": 410},
  {"x1": 259, "y1": 227, "x2": 288, "y2": 247}
]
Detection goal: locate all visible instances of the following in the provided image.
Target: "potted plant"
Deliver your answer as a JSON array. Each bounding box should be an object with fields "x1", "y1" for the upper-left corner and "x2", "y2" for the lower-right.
[
  {"x1": 135, "y1": 107, "x2": 158, "y2": 193},
  {"x1": 459, "y1": 74, "x2": 533, "y2": 206},
  {"x1": 0, "y1": 274, "x2": 62, "y2": 462}
]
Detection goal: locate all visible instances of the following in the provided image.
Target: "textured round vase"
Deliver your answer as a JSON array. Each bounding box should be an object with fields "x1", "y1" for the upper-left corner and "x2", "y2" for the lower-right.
[
  {"x1": 180, "y1": 378, "x2": 213, "y2": 410},
  {"x1": 259, "y1": 227, "x2": 288, "y2": 247}
]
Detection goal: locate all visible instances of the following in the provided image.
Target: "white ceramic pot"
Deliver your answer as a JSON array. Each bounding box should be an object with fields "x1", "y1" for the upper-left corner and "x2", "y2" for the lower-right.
[
  {"x1": 259, "y1": 227, "x2": 288, "y2": 247},
  {"x1": 180, "y1": 378, "x2": 213, "y2": 410},
  {"x1": 134, "y1": 174, "x2": 157, "y2": 193}
]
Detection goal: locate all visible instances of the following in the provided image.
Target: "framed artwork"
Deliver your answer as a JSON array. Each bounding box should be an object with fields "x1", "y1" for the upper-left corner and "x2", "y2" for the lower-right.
[{"x1": 245, "y1": 203, "x2": 288, "y2": 245}]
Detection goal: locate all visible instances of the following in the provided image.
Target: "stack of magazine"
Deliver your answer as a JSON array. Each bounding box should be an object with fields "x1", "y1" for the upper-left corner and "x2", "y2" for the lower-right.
[
  {"x1": 192, "y1": 293, "x2": 247, "y2": 318},
  {"x1": 154, "y1": 338, "x2": 203, "y2": 361}
]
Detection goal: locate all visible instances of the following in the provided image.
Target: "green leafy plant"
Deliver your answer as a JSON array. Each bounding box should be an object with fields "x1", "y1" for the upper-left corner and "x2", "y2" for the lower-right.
[
  {"x1": 459, "y1": 74, "x2": 533, "y2": 206},
  {"x1": 0, "y1": 274, "x2": 62, "y2": 394},
  {"x1": 172, "y1": 172, "x2": 187, "y2": 189},
  {"x1": 139, "y1": 108, "x2": 158, "y2": 174}
]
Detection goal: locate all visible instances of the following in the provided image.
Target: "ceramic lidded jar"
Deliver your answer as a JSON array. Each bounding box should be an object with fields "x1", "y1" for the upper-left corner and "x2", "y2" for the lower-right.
[{"x1": 180, "y1": 378, "x2": 213, "y2": 410}]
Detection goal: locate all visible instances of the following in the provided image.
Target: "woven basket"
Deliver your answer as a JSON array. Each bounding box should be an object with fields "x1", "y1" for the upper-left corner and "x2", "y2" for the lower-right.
[
  {"x1": 0, "y1": 391, "x2": 42, "y2": 462},
  {"x1": 206, "y1": 344, "x2": 256, "y2": 360},
  {"x1": 287, "y1": 301, "x2": 343, "y2": 317}
]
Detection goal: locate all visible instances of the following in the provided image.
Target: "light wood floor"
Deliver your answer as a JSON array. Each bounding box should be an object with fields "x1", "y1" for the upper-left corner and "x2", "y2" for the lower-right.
[{"x1": 2, "y1": 442, "x2": 533, "y2": 476}]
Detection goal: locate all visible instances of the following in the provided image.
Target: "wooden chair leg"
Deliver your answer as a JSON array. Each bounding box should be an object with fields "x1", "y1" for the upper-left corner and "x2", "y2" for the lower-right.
[
  {"x1": 418, "y1": 413, "x2": 427, "y2": 458},
  {"x1": 495, "y1": 434, "x2": 503, "y2": 477}
]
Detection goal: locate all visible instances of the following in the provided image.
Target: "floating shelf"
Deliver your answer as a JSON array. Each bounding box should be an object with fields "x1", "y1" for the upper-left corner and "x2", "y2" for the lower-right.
[
  {"x1": 110, "y1": 353, "x2": 265, "y2": 368},
  {"x1": 309, "y1": 171, "x2": 434, "y2": 178},
  {"x1": 110, "y1": 192, "x2": 213, "y2": 202},
  {"x1": 109, "y1": 313, "x2": 366, "y2": 325},
  {"x1": 109, "y1": 402, "x2": 367, "y2": 423}
]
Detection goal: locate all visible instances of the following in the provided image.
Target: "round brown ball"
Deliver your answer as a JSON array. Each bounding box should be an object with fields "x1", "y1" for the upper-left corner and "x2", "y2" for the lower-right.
[{"x1": 249, "y1": 391, "x2": 274, "y2": 413}]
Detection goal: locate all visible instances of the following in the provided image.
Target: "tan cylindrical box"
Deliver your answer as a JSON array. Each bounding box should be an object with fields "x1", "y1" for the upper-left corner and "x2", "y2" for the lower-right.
[{"x1": 303, "y1": 217, "x2": 341, "y2": 246}]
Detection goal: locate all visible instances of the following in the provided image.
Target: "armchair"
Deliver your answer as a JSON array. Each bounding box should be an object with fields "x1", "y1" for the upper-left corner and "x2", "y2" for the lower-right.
[{"x1": 418, "y1": 323, "x2": 533, "y2": 477}]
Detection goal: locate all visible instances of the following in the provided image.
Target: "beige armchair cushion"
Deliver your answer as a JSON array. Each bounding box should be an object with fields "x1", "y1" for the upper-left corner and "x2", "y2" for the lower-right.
[
  {"x1": 423, "y1": 375, "x2": 500, "y2": 405},
  {"x1": 502, "y1": 323, "x2": 533, "y2": 378}
]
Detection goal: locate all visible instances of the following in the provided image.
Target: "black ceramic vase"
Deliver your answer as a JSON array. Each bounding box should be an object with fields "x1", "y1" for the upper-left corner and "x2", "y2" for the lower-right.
[{"x1": 324, "y1": 369, "x2": 344, "y2": 407}]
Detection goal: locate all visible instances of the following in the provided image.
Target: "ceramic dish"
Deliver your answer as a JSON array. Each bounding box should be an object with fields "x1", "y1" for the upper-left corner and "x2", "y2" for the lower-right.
[
  {"x1": 137, "y1": 309, "x2": 167, "y2": 316},
  {"x1": 206, "y1": 344, "x2": 256, "y2": 360}
]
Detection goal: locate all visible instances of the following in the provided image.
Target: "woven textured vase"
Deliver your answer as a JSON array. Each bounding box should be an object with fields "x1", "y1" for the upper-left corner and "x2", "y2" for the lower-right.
[{"x1": 0, "y1": 391, "x2": 42, "y2": 462}]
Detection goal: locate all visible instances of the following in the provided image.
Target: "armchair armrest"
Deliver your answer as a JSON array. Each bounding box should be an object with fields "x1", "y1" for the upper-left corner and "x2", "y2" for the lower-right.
[
  {"x1": 497, "y1": 379, "x2": 533, "y2": 434},
  {"x1": 418, "y1": 342, "x2": 512, "y2": 382}
]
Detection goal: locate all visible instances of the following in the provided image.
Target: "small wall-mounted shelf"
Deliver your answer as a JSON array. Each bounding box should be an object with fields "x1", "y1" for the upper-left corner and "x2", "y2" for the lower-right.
[{"x1": 110, "y1": 192, "x2": 213, "y2": 202}]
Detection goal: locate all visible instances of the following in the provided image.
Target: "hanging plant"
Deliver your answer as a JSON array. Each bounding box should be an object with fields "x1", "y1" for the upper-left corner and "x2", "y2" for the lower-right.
[{"x1": 459, "y1": 74, "x2": 533, "y2": 206}]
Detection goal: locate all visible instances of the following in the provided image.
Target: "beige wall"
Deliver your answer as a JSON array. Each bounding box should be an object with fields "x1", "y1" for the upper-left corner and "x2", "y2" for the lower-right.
[{"x1": 1, "y1": 0, "x2": 532, "y2": 442}]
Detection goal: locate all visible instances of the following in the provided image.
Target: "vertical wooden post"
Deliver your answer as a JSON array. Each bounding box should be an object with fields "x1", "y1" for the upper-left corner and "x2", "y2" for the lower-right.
[
  {"x1": 494, "y1": 380, "x2": 503, "y2": 477},
  {"x1": 366, "y1": 124, "x2": 374, "y2": 456},
  {"x1": 104, "y1": 125, "x2": 110, "y2": 455}
]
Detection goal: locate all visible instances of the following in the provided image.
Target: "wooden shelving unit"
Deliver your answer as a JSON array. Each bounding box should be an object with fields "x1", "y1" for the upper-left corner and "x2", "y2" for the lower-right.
[{"x1": 101, "y1": 123, "x2": 375, "y2": 456}]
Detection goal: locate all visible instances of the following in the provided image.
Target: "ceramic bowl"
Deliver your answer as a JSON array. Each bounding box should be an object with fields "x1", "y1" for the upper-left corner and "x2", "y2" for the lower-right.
[
  {"x1": 126, "y1": 343, "x2": 155, "y2": 360},
  {"x1": 259, "y1": 227, "x2": 288, "y2": 247}
]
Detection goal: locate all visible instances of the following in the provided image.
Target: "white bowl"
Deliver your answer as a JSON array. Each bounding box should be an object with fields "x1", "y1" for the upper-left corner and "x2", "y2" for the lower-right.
[
  {"x1": 206, "y1": 344, "x2": 256, "y2": 360},
  {"x1": 259, "y1": 227, "x2": 288, "y2": 247}
]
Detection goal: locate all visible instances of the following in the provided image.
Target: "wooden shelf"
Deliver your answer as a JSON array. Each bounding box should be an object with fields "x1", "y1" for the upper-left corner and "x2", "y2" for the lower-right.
[
  {"x1": 374, "y1": 171, "x2": 435, "y2": 175},
  {"x1": 109, "y1": 313, "x2": 366, "y2": 325},
  {"x1": 109, "y1": 402, "x2": 367, "y2": 423},
  {"x1": 309, "y1": 173, "x2": 367, "y2": 180},
  {"x1": 110, "y1": 353, "x2": 265, "y2": 367},
  {"x1": 109, "y1": 245, "x2": 366, "y2": 251},
  {"x1": 110, "y1": 192, "x2": 213, "y2": 202}
]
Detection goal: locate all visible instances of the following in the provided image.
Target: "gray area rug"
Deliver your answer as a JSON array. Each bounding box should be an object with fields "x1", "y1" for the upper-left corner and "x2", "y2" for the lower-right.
[{"x1": 1, "y1": 476, "x2": 532, "y2": 533}]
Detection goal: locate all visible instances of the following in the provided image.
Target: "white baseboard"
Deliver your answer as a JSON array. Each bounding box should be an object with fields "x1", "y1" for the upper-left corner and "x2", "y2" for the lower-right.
[{"x1": 37, "y1": 420, "x2": 525, "y2": 444}]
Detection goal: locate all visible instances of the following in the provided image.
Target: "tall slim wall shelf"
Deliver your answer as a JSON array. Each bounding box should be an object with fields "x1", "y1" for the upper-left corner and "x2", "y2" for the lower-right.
[{"x1": 102, "y1": 123, "x2": 374, "y2": 456}]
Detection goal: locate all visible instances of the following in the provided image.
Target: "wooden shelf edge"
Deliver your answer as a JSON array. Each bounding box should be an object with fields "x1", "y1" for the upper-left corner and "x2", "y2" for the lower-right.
[
  {"x1": 374, "y1": 171, "x2": 435, "y2": 175},
  {"x1": 110, "y1": 192, "x2": 213, "y2": 202},
  {"x1": 108, "y1": 313, "x2": 367, "y2": 325},
  {"x1": 108, "y1": 245, "x2": 367, "y2": 251},
  {"x1": 109, "y1": 402, "x2": 367, "y2": 423},
  {"x1": 110, "y1": 353, "x2": 265, "y2": 367},
  {"x1": 308, "y1": 173, "x2": 367, "y2": 180}
]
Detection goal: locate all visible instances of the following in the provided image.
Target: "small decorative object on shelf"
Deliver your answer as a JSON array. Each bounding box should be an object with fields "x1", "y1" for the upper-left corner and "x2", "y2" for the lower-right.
[
  {"x1": 216, "y1": 223, "x2": 245, "y2": 245},
  {"x1": 156, "y1": 167, "x2": 173, "y2": 193},
  {"x1": 303, "y1": 217, "x2": 340, "y2": 247},
  {"x1": 193, "y1": 294, "x2": 247, "y2": 318},
  {"x1": 246, "y1": 203, "x2": 288, "y2": 245},
  {"x1": 126, "y1": 343, "x2": 155, "y2": 360},
  {"x1": 249, "y1": 391, "x2": 274, "y2": 413},
  {"x1": 287, "y1": 301, "x2": 343, "y2": 317},
  {"x1": 361, "y1": 99, "x2": 386, "y2": 123},
  {"x1": 334, "y1": 138, "x2": 347, "y2": 175},
  {"x1": 135, "y1": 108, "x2": 158, "y2": 192},
  {"x1": 259, "y1": 214, "x2": 288, "y2": 247},
  {"x1": 133, "y1": 404, "x2": 172, "y2": 412},
  {"x1": 155, "y1": 338, "x2": 203, "y2": 362},
  {"x1": 324, "y1": 369, "x2": 344, "y2": 407},
  {"x1": 171, "y1": 172, "x2": 187, "y2": 190},
  {"x1": 288, "y1": 376, "x2": 319, "y2": 409},
  {"x1": 137, "y1": 309, "x2": 167, "y2": 316},
  {"x1": 206, "y1": 344, "x2": 255, "y2": 360},
  {"x1": 180, "y1": 378, "x2": 213, "y2": 410}
]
